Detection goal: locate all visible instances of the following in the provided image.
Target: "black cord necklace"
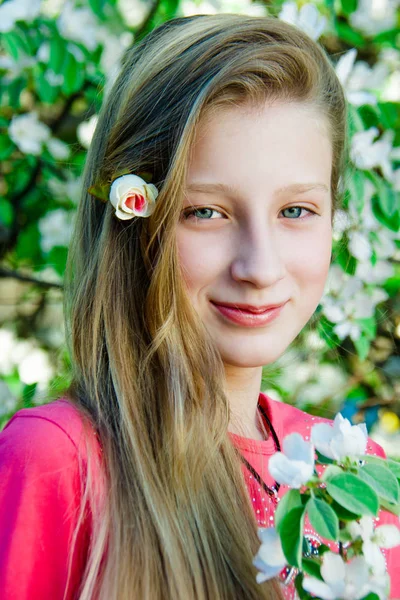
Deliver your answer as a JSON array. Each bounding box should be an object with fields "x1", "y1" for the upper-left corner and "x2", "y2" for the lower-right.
[{"x1": 238, "y1": 402, "x2": 281, "y2": 501}]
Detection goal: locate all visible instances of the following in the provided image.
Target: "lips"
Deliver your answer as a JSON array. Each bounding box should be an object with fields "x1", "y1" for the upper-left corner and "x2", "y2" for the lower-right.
[
  {"x1": 211, "y1": 301, "x2": 287, "y2": 313},
  {"x1": 210, "y1": 300, "x2": 288, "y2": 327}
]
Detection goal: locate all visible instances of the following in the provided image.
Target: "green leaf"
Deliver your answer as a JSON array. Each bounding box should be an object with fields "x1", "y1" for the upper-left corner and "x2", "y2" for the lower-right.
[
  {"x1": 316, "y1": 450, "x2": 334, "y2": 465},
  {"x1": 353, "y1": 334, "x2": 371, "y2": 361},
  {"x1": 335, "y1": 20, "x2": 367, "y2": 47},
  {"x1": 88, "y1": 183, "x2": 109, "y2": 202},
  {"x1": 321, "y1": 465, "x2": 343, "y2": 482},
  {"x1": 361, "y1": 594, "x2": 381, "y2": 600},
  {"x1": 306, "y1": 498, "x2": 339, "y2": 542},
  {"x1": 346, "y1": 169, "x2": 366, "y2": 214},
  {"x1": 340, "y1": 0, "x2": 358, "y2": 16},
  {"x1": 62, "y1": 52, "x2": 85, "y2": 95},
  {"x1": 48, "y1": 246, "x2": 68, "y2": 277},
  {"x1": 89, "y1": 0, "x2": 106, "y2": 18},
  {"x1": 275, "y1": 489, "x2": 302, "y2": 532},
  {"x1": 330, "y1": 500, "x2": 361, "y2": 521},
  {"x1": 279, "y1": 506, "x2": 305, "y2": 568},
  {"x1": 0, "y1": 135, "x2": 15, "y2": 160},
  {"x1": 301, "y1": 557, "x2": 322, "y2": 580},
  {"x1": 358, "y1": 463, "x2": 399, "y2": 504},
  {"x1": 294, "y1": 573, "x2": 309, "y2": 600},
  {"x1": 0, "y1": 198, "x2": 14, "y2": 226},
  {"x1": 49, "y1": 37, "x2": 67, "y2": 74},
  {"x1": 326, "y1": 473, "x2": 379, "y2": 517},
  {"x1": 22, "y1": 383, "x2": 37, "y2": 407},
  {"x1": 2, "y1": 30, "x2": 31, "y2": 60},
  {"x1": 386, "y1": 459, "x2": 400, "y2": 479},
  {"x1": 379, "y1": 498, "x2": 400, "y2": 516},
  {"x1": 374, "y1": 28, "x2": 400, "y2": 44},
  {"x1": 36, "y1": 70, "x2": 60, "y2": 104}
]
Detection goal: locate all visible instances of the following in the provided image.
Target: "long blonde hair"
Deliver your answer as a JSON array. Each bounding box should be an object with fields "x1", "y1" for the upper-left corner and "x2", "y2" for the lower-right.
[{"x1": 63, "y1": 14, "x2": 347, "y2": 600}]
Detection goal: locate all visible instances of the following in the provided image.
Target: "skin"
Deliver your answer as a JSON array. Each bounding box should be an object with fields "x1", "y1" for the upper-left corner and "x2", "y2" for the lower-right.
[{"x1": 176, "y1": 100, "x2": 333, "y2": 439}]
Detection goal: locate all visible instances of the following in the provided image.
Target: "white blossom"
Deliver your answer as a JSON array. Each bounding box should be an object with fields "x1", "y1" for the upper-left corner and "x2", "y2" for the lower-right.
[
  {"x1": 268, "y1": 433, "x2": 314, "y2": 488},
  {"x1": 9, "y1": 112, "x2": 51, "y2": 155},
  {"x1": 0, "y1": 0, "x2": 41, "y2": 32},
  {"x1": 350, "y1": 128, "x2": 395, "y2": 181},
  {"x1": 350, "y1": 0, "x2": 400, "y2": 37},
  {"x1": 181, "y1": 0, "x2": 266, "y2": 17},
  {"x1": 19, "y1": 348, "x2": 53, "y2": 384},
  {"x1": 278, "y1": 2, "x2": 327, "y2": 41},
  {"x1": 0, "y1": 380, "x2": 17, "y2": 417},
  {"x1": 58, "y1": 2, "x2": 99, "y2": 51},
  {"x1": 347, "y1": 516, "x2": 400, "y2": 576},
  {"x1": 303, "y1": 553, "x2": 376, "y2": 600},
  {"x1": 38, "y1": 209, "x2": 74, "y2": 253},
  {"x1": 77, "y1": 114, "x2": 98, "y2": 149},
  {"x1": 356, "y1": 260, "x2": 395, "y2": 285},
  {"x1": 253, "y1": 527, "x2": 286, "y2": 582},
  {"x1": 37, "y1": 42, "x2": 50, "y2": 63},
  {"x1": 48, "y1": 174, "x2": 81, "y2": 205},
  {"x1": 118, "y1": 0, "x2": 148, "y2": 27},
  {"x1": 311, "y1": 413, "x2": 368, "y2": 460},
  {"x1": 335, "y1": 49, "x2": 388, "y2": 106},
  {"x1": 44, "y1": 70, "x2": 64, "y2": 87},
  {"x1": 47, "y1": 137, "x2": 70, "y2": 160}
]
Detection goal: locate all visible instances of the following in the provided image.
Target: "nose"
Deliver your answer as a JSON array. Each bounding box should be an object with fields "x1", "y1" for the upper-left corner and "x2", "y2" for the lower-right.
[{"x1": 230, "y1": 222, "x2": 286, "y2": 289}]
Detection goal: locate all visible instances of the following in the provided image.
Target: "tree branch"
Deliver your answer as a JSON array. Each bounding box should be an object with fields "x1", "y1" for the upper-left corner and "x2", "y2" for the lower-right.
[{"x1": 0, "y1": 267, "x2": 63, "y2": 289}]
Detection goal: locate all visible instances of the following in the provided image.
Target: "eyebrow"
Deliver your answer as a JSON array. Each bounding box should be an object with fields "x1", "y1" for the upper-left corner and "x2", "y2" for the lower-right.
[{"x1": 186, "y1": 182, "x2": 330, "y2": 196}]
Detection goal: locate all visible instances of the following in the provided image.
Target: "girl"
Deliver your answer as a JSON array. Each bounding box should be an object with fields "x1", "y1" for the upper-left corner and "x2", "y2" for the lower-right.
[{"x1": 0, "y1": 14, "x2": 398, "y2": 600}]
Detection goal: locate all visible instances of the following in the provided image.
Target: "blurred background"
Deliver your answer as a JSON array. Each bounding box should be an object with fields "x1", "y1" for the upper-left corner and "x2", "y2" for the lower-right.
[{"x1": 0, "y1": 0, "x2": 399, "y2": 456}]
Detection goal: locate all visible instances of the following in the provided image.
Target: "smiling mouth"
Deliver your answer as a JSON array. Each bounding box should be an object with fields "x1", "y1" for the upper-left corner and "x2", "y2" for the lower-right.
[{"x1": 210, "y1": 300, "x2": 288, "y2": 327}]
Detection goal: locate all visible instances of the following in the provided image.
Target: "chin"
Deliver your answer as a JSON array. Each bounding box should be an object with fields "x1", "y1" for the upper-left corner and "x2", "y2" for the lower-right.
[{"x1": 217, "y1": 342, "x2": 290, "y2": 369}]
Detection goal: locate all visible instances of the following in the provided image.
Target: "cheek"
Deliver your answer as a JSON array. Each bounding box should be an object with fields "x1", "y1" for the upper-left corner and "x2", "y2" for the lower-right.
[
  {"x1": 286, "y1": 226, "x2": 332, "y2": 288},
  {"x1": 176, "y1": 230, "x2": 229, "y2": 292}
]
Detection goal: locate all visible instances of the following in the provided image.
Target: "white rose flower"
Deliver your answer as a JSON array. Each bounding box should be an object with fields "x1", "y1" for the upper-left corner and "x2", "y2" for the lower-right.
[
  {"x1": 9, "y1": 112, "x2": 51, "y2": 156},
  {"x1": 253, "y1": 527, "x2": 286, "y2": 582},
  {"x1": 109, "y1": 174, "x2": 159, "y2": 220},
  {"x1": 311, "y1": 413, "x2": 368, "y2": 461},
  {"x1": 268, "y1": 432, "x2": 315, "y2": 488}
]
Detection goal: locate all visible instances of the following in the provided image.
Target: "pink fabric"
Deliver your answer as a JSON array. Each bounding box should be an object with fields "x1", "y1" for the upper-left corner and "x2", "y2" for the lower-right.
[{"x1": 0, "y1": 395, "x2": 399, "y2": 599}]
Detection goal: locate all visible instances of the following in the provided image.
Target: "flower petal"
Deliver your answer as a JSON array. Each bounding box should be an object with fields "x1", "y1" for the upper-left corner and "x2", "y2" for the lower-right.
[
  {"x1": 303, "y1": 576, "x2": 338, "y2": 600},
  {"x1": 256, "y1": 527, "x2": 286, "y2": 567},
  {"x1": 268, "y1": 451, "x2": 312, "y2": 488},
  {"x1": 321, "y1": 552, "x2": 346, "y2": 585},
  {"x1": 374, "y1": 524, "x2": 400, "y2": 549},
  {"x1": 282, "y1": 432, "x2": 314, "y2": 466},
  {"x1": 311, "y1": 422, "x2": 335, "y2": 459}
]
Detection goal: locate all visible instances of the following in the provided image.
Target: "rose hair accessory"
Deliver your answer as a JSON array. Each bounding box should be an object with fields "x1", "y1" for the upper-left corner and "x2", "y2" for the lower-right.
[{"x1": 88, "y1": 172, "x2": 159, "y2": 220}]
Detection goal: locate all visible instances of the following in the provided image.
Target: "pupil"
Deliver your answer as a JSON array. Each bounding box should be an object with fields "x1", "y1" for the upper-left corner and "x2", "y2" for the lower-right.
[
  {"x1": 286, "y1": 207, "x2": 301, "y2": 218},
  {"x1": 196, "y1": 208, "x2": 213, "y2": 218}
]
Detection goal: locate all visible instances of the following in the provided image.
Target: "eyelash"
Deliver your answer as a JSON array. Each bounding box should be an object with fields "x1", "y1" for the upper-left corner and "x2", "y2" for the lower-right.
[{"x1": 182, "y1": 206, "x2": 317, "y2": 221}]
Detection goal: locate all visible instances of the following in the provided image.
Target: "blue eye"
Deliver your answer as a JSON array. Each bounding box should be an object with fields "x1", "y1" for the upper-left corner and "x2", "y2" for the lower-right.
[
  {"x1": 183, "y1": 207, "x2": 223, "y2": 220},
  {"x1": 281, "y1": 206, "x2": 316, "y2": 219}
]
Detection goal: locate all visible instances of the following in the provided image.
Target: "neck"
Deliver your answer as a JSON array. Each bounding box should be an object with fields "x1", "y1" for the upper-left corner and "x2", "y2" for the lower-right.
[{"x1": 224, "y1": 365, "x2": 266, "y2": 440}]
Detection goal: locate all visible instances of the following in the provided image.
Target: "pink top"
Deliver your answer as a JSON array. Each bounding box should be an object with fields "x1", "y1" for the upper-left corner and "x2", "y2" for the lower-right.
[{"x1": 0, "y1": 394, "x2": 399, "y2": 599}]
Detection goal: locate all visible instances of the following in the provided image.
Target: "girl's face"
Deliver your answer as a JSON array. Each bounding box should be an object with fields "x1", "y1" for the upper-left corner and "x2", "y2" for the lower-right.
[{"x1": 176, "y1": 101, "x2": 333, "y2": 368}]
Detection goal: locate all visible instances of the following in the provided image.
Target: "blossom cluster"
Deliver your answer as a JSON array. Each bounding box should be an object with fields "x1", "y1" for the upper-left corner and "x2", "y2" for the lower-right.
[{"x1": 254, "y1": 414, "x2": 400, "y2": 599}]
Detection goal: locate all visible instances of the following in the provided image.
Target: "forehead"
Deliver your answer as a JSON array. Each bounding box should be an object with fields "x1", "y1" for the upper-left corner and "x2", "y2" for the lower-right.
[{"x1": 187, "y1": 100, "x2": 332, "y2": 198}]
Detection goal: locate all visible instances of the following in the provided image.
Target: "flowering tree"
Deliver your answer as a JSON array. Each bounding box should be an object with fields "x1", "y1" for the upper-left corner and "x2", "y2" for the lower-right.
[{"x1": 0, "y1": 0, "x2": 399, "y2": 455}]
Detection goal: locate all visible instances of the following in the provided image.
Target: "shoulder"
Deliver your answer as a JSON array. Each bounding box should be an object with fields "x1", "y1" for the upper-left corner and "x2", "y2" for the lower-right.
[
  {"x1": 0, "y1": 398, "x2": 98, "y2": 471},
  {"x1": 262, "y1": 393, "x2": 385, "y2": 458}
]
